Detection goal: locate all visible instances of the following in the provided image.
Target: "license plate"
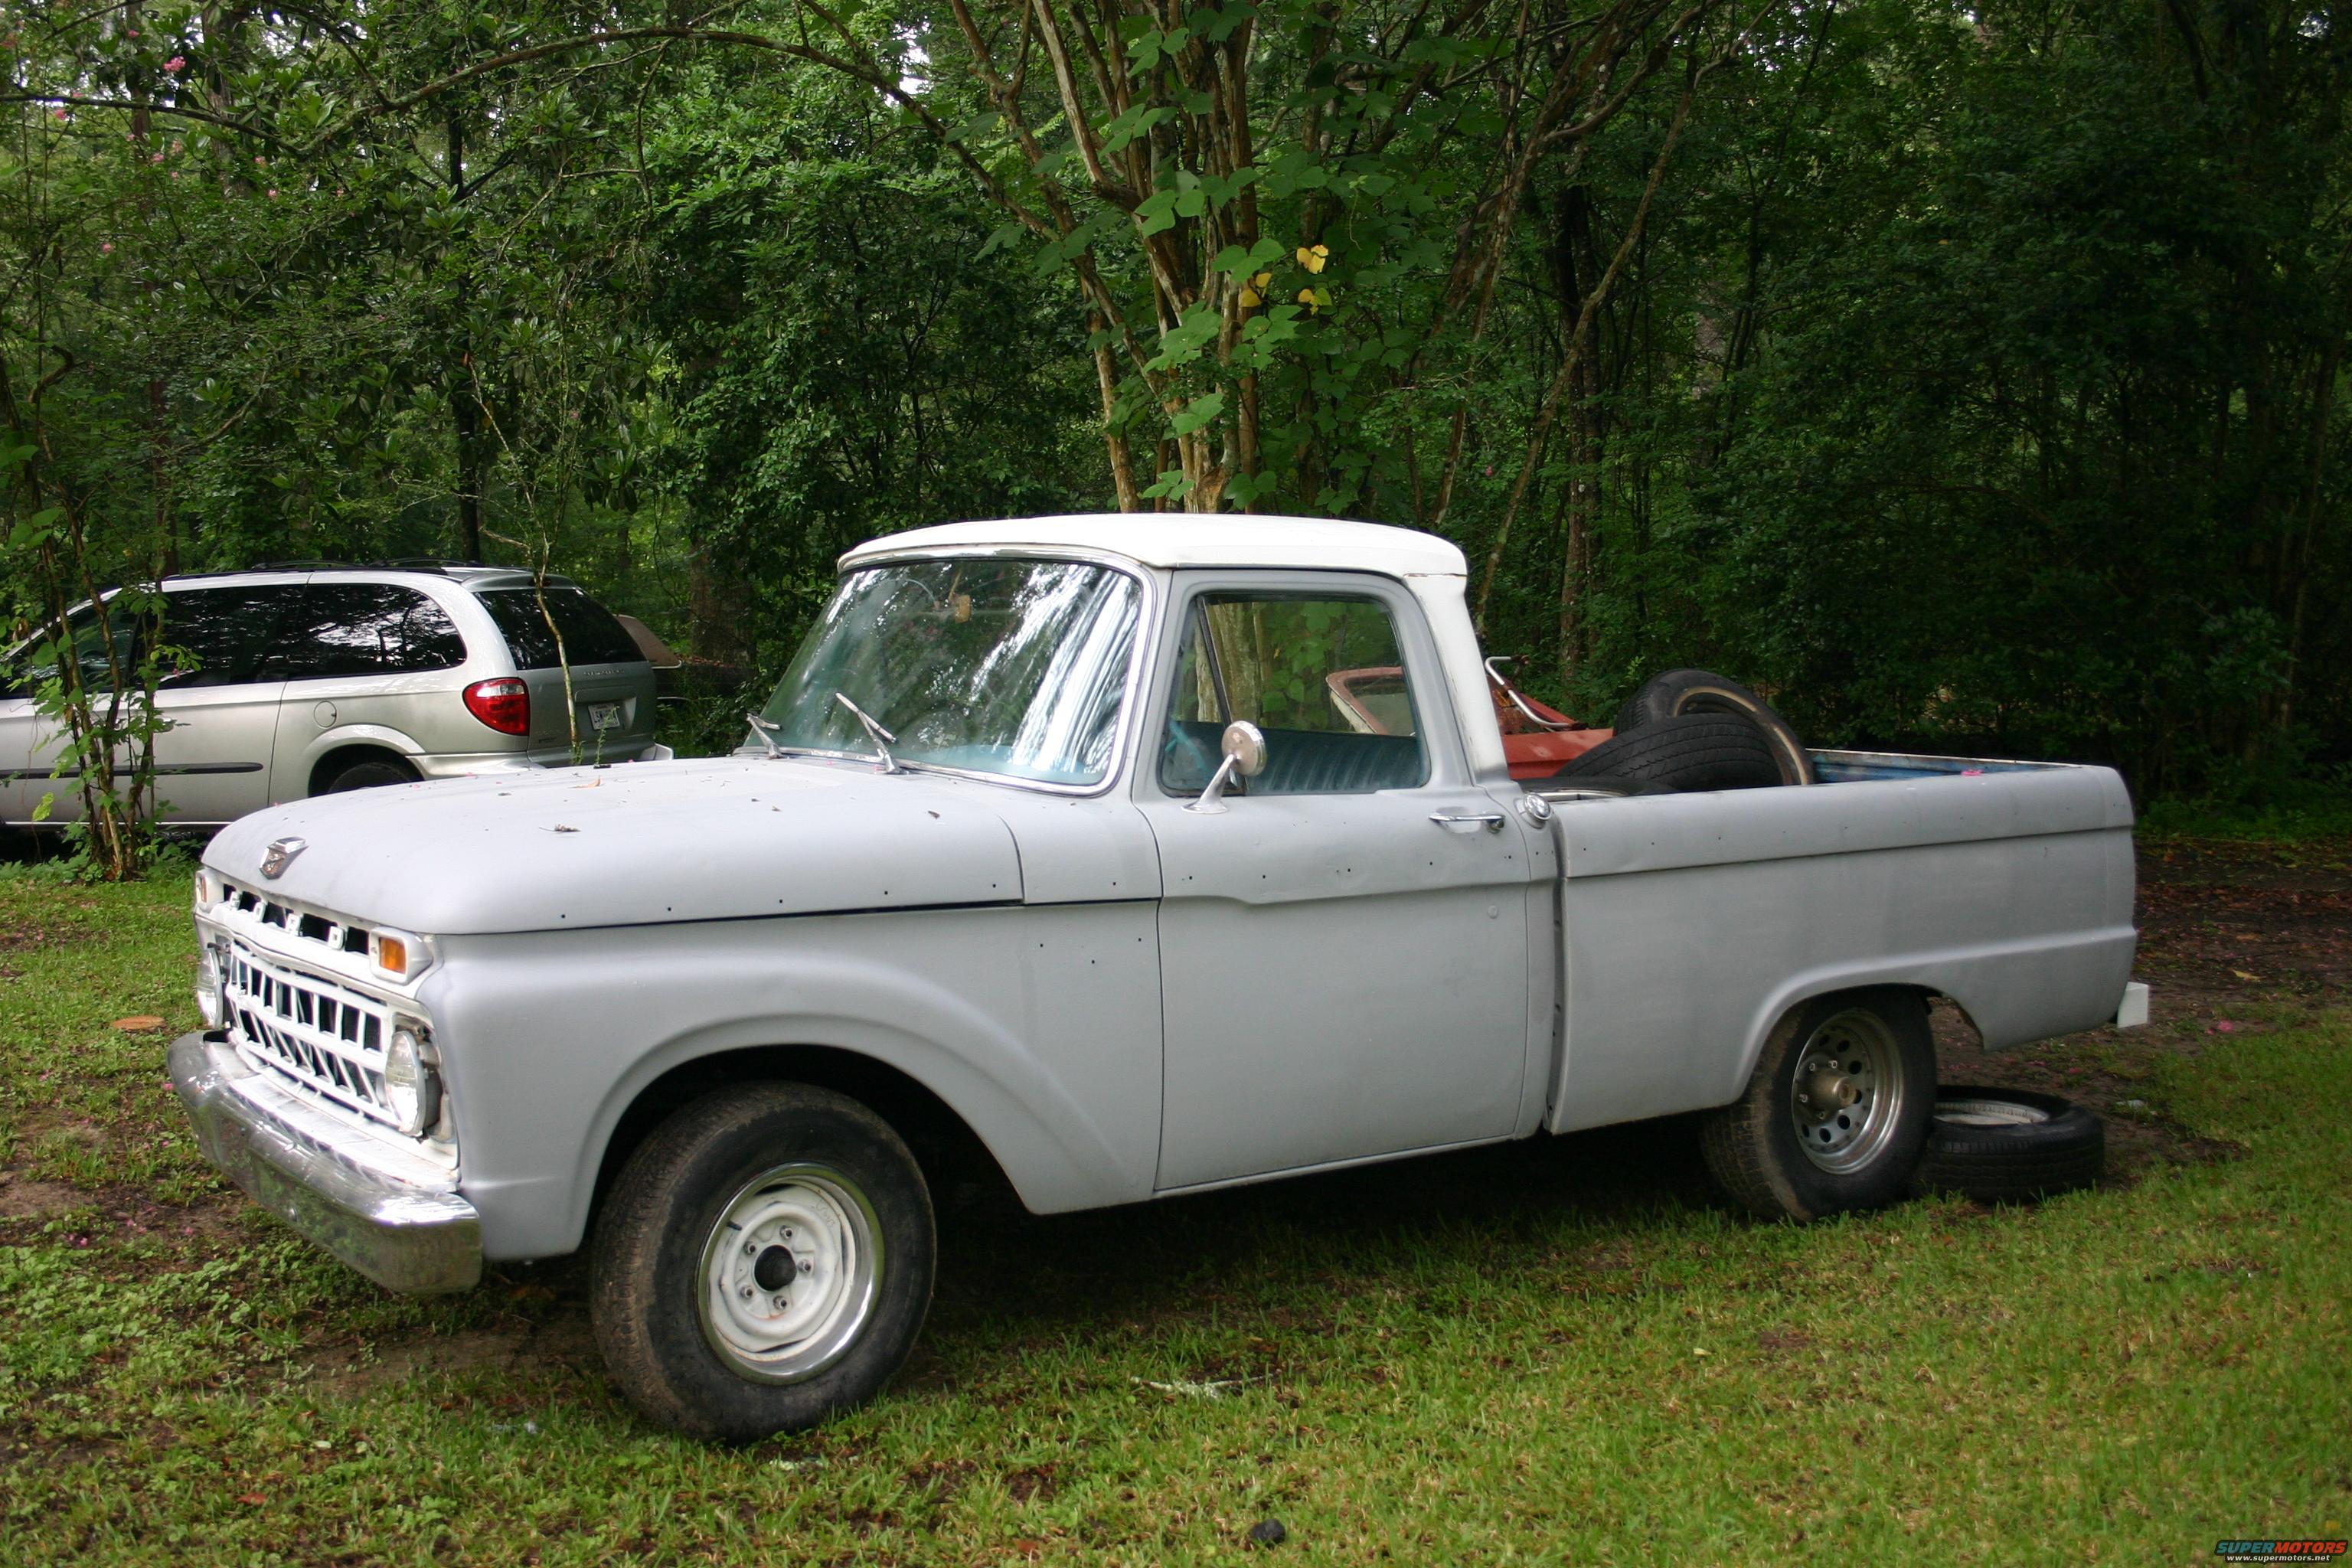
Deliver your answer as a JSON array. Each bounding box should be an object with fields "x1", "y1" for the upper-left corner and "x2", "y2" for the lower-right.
[{"x1": 587, "y1": 702, "x2": 623, "y2": 732}]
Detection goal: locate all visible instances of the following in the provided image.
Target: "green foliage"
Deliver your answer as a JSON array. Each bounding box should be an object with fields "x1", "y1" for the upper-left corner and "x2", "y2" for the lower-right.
[{"x1": 0, "y1": 0, "x2": 2345, "y2": 802}]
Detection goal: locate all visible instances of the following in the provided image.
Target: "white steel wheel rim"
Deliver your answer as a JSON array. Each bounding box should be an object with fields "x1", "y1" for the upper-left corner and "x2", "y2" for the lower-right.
[
  {"x1": 1936, "y1": 1097, "x2": 2052, "y2": 1129},
  {"x1": 1788, "y1": 1009, "x2": 1908, "y2": 1175},
  {"x1": 697, "y1": 1163, "x2": 883, "y2": 1385}
]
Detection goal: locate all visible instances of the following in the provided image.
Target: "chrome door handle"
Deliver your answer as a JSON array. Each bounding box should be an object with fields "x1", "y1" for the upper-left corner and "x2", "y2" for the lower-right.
[{"x1": 1429, "y1": 810, "x2": 1506, "y2": 835}]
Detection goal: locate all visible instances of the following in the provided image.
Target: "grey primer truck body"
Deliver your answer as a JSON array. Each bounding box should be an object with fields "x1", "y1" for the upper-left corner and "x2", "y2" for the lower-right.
[{"x1": 172, "y1": 515, "x2": 2141, "y2": 1294}]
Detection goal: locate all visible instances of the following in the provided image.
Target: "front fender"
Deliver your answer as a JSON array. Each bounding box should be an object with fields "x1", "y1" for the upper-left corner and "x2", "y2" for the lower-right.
[{"x1": 422, "y1": 903, "x2": 1162, "y2": 1259}]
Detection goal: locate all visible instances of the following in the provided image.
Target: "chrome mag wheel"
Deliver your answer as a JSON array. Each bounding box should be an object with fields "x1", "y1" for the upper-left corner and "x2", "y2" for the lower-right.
[{"x1": 1788, "y1": 1007, "x2": 1909, "y2": 1174}]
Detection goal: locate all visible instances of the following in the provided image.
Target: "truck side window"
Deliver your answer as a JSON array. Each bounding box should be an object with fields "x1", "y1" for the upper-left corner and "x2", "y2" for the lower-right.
[{"x1": 1160, "y1": 593, "x2": 1428, "y2": 795}]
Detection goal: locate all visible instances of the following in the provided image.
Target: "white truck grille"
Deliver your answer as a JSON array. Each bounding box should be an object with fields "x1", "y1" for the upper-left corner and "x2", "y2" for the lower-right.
[{"x1": 223, "y1": 938, "x2": 403, "y2": 1130}]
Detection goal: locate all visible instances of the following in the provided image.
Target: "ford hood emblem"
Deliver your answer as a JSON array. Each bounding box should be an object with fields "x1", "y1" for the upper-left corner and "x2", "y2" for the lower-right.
[{"x1": 260, "y1": 837, "x2": 308, "y2": 880}]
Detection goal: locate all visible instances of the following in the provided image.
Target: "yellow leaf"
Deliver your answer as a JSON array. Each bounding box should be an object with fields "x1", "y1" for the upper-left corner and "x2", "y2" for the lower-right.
[
  {"x1": 1296, "y1": 243, "x2": 1328, "y2": 273},
  {"x1": 1239, "y1": 286, "x2": 1262, "y2": 307}
]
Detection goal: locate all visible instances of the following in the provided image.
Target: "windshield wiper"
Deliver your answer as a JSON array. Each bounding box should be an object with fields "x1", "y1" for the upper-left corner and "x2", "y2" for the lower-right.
[
  {"x1": 832, "y1": 692, "x2": 903, "y2": 774},
  {"x1": 743, "y1": 712, "x2": 784, "y2": 759}
]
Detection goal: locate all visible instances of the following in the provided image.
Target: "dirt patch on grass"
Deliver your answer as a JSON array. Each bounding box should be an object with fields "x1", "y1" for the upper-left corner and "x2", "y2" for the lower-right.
[
  {"x1": 0, "y1": 905, "x2": 103, "y2": 953},
  {"x1": 299, "y1": 1308, "x2": 597, "y2": 1400},
  {"x1": 0, "y1": 1172, "x2": 94, "y2": 1221},
  {"x1": 0, "y1": 1168, "x2": 253, "y2": 1247}
]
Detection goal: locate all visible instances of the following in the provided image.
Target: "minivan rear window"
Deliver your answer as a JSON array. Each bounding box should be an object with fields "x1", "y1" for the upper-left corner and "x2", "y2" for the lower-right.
[{"x1": 478, "y1": 588, "x2": 642, "y2": 669}]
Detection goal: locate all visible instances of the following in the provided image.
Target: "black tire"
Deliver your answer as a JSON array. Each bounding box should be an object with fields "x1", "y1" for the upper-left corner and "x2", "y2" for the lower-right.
[
  {"x1": 1615, "y1": 669, "x2": 1815, "y2": 786},
  {"x1": 590, "y1": 1083, "x2": 936, "y2": 1442},
  {"x1": 324, "y1": 756, "x2": 420, "y2": 793},
  {"x1": 1913, "y1": 1086, "x2": 2104, "y2": 1203},
  {"x1": 1551, "y1": 714, "x2": 1782, "y2": 793},
  {"x1": 1700, "y1": 988, "x2": 1937, "y2": 1221}
]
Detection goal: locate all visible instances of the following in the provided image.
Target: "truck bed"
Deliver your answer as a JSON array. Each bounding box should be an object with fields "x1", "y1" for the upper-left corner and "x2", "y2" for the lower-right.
[{"x1": 1530, "y1": 750, "x2": 2138, "y2": 1135}]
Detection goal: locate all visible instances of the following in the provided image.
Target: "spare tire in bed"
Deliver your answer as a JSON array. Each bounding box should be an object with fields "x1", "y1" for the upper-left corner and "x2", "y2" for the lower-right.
[
  {"x1": 1615, "y1": 668, "x2": 1815, "y2": 786},
  {"x1": 1549, "y1": 714, "x2": 1782, "y2": 792}
]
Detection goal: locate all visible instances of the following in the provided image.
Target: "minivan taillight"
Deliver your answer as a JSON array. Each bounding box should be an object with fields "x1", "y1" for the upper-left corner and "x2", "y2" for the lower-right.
[{"x1": 463, "y1": 677, "x2": 531, "y2": 736}]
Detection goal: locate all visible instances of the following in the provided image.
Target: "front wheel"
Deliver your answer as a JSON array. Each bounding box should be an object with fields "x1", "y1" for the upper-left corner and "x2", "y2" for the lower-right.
[
  {"x1": 1700, "y1": 989, "x2": 1936, "y2": 1220},
  {"x1": 591, "y1": 1083, "x2": 935, "y2": 1441}
]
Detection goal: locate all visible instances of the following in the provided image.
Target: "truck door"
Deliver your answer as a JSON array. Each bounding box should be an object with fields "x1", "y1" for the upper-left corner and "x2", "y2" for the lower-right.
[{"x1": 1135, "y1": 573, "x2": 1537, "y2": 1191}]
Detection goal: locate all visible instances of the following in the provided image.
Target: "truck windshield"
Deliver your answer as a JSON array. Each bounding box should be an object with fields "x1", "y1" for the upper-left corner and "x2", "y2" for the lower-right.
[{"x1": 755, "y1": 559, "x2": 1142, "y2": 787}]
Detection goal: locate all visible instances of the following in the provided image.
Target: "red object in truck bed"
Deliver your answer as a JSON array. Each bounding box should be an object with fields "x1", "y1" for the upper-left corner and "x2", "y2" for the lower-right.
[
  {"x1": 1494, "y1": 686, "x2": 1611, "y2": 779},
  {"x1": 1327, "y1": 663, "x2": 1612, "y2": 780}
]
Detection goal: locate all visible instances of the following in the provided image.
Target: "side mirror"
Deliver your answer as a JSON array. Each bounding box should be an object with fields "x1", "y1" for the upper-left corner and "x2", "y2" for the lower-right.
[
  {"x1": 1187, "y1": 720, "x2": 1267, "y2": 814},
  {"x1": 1222, "y1": 720, "x2": 1266, "y2": 777}
]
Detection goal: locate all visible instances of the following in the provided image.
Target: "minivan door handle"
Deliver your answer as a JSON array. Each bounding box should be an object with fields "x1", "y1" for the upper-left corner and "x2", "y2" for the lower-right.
[{"x1": 1429, "y1": 810, "x2": 1505, "y2": 835}]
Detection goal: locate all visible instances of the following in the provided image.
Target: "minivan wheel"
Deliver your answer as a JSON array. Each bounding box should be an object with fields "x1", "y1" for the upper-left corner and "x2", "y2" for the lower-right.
[
  {"x1": 324, "y1": 756, "x2": 420, "y2": 793},
  {"x1": 591, "y1": 1083, "x2": 935, "y2": 1442},
  {"x1": 1700, "y1": 988, "x2": 1936, "y2": 1221}
]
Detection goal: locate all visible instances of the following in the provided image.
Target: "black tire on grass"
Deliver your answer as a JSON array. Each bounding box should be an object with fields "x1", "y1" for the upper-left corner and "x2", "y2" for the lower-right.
[
  {"x1": 1912, "y1": 1086, "x2": 2105, "y2": 1203},
  {"x1": 591, "y1": 1083, "x2": 936, "y2": 1442}
]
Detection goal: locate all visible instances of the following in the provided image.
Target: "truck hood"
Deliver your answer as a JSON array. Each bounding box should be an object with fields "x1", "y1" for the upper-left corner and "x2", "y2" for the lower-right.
[{"x1": 202, "y1": 757, "x2": 1024, "y2": 935}]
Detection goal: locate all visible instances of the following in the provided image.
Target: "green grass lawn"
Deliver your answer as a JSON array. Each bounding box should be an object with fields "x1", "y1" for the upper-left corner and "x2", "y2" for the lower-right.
[{"x1": 1, "y1": 869, "x2": 2347, "y2": 1565}]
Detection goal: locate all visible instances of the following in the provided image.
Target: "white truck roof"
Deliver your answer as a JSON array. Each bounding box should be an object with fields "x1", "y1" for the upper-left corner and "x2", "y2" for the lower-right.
[{"x1": 841, "y1": 514, "x2": 1468, "y2": 581}]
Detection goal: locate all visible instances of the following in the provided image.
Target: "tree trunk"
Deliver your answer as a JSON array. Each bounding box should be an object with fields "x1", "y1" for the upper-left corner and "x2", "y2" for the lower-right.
[
  {"x1": 687, "y1": 536, "x2": 756, "y2": 671},
  {"x1": 449, "y1": 111, "x2": 485, "y2": 562}
]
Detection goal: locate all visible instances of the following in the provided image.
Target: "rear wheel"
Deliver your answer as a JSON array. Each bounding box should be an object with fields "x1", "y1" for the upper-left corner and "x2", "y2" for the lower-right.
[
  {"x1": 323, "y1": 756, "x2": 420, "y2": 793},
  {"x1": 1700, "y1": 989, "x2": 1936, "y2": 1220},
  {"x1": 591, "y1": 1083, "x2": 935, "y2": 1442}
]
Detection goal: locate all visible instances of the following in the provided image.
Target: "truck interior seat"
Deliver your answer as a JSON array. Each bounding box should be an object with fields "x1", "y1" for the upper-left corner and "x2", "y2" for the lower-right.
[{"x1": 1163, "y1": 720, "x2": 1426, "y2": 795}]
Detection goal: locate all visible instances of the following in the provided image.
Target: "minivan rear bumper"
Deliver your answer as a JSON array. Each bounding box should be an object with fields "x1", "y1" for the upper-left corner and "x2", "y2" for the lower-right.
[{"x1": 169, "y1": 1032, "x2": 482, "y2": 1293}]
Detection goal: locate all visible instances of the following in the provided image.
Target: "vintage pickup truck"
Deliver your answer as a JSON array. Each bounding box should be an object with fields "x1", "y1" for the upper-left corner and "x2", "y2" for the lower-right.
[{"x1": 169, "y1": 515, "x2": 2146, "y2": 1439}]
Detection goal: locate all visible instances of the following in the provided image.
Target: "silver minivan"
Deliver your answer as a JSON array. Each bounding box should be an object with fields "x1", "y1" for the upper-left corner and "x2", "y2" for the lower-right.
[{"x1": 0, "y1": 564, "x2": 662, "y2": 828}]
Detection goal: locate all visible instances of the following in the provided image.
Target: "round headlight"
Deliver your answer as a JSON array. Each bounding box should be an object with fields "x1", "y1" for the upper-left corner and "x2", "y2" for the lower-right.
[{"x1": 384, "y1": 1025, "x2": 441, "y2": 1135}]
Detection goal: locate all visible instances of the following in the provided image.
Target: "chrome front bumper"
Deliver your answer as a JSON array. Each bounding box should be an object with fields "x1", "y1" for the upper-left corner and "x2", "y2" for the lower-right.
[{"x1": 168, "y1": 1031, "x2": 482, "y2": 1293}]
